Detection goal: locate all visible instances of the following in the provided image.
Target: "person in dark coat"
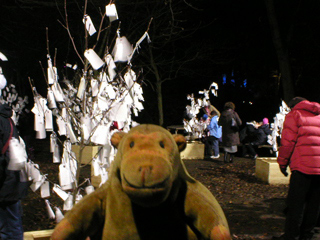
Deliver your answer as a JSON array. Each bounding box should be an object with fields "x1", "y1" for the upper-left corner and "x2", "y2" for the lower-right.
[
  {"x1": 0, "y1": 103, "x2": 29, "y2": 240},
  {"x1": 218, "y1": 102, "x2": 242, "y2": 163},
  {"x1": 242, "y1": 118, "x2": 272, "y2": 159}
]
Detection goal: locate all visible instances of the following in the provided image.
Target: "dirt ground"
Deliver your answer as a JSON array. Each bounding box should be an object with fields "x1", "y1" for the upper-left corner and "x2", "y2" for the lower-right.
[{"x1": 22, "y1": 139, "x2": 289, "y2": 239}]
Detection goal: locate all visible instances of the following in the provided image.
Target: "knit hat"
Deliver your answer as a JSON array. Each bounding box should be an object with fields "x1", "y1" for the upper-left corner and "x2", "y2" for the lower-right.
[
  {"x1": 262, "y1": 118, "x2": 269, "y2": 125},
  {"x1": 288, "y1": 97, "x2": 307, "y2": 108},
  {"x1": 202, "y1": 114, "x2": 208, "y2": 120}
]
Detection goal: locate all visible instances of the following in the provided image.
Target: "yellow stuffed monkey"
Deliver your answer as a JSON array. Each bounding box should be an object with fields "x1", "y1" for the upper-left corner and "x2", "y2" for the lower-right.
[{"x1": 51, "y1": 124, "x2": 231, "y2": 240}]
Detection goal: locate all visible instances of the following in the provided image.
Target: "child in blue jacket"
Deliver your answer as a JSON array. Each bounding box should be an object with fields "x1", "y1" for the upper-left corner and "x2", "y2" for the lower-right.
[{"x1": 206, "y1": 110, "x2": 222, "y2": 158}]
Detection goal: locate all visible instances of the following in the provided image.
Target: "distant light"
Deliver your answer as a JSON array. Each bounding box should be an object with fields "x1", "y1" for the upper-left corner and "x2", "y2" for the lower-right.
[
  {"x1": 243, "y1": 79, "x2": 247, "y2": 87},
  {"x1": 249, "y1": 102, "x2": 253, "y2": 105},
  {"x1": 222, "y1": 74, "x2": 226, "y2": 85}
]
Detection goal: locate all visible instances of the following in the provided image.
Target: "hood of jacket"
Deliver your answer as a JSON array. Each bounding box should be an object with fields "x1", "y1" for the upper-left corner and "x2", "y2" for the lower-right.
[
  {"x1": 0, "y1": 104, "x2": 13, "y2": 118},
  {"x1": 293, "y1": 100, "x2": 320, "y2": 115}
]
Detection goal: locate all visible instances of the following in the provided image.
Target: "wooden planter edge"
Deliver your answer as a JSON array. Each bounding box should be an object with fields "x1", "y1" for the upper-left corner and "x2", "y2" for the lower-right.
[{"x1": 24, "y1": 229, "x2": 54, "y2": 240}]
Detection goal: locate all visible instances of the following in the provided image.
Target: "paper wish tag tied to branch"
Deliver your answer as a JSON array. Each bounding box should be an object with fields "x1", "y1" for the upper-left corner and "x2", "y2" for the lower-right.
[
  {"x1": 59, "y1": 163, "x2": 74, "y2": 191},
  {"x1": 47, "y1": 88, "x2": 57, "y2": 109},
  {"x1": 7, "y1": 137, "x2": 28, "y2": 171},
  {"x1": 47, "y1": 55, "x2": 57, "y2": 85},
  {"x1": 30, "y1": 175, "x2": 46, "y2": 192},
  {"x1": 51, "y1": 82, "x2": 65, "y2": 102},
  {"x1": 63, "y1": 194, "x2": 74, "y2": 211},
  {"x1": 83, "y1": 14, "x2": 96, "y2": 36},
  {"x1": 105, "y1": 54, "x2": 117, "y2": 78},
  {"x1": 40, "y1": 180, "x2": 50, "y2": 198},
  {"x1": 47, "y1": 66, "x2": 57, "y2": 86},
  {"x1": 81, "y1": 115, "x2": 92, "y2": 142},
  {"x1": 45, "y1": 110, "x2": 53, "y2": 131},
  {"x1": 45, "y1": 199, "x2": 56, "y2": 219},
  {"x1": 91, "y1": 79, "x2": 99, "y2": 97},
  {"x1": 53, "y1": 184, "x2": 69, "y2": 201},
  {"x1": 55, "y1": 207, "x2": 64, "y2": 223},
  {"x1": 105, "y1": 3, "x2": 118, "y2": 22},
  {"x1": 0, "y1": 51, "x2": 8, "y2": 61},
  {"x1": 0, "y1": 67, "x2": 7, "y2": 90},
  {"x1": 91, "y1": 123, "x2": 111, "y2": 145},
  {"x1": 77, "y1": 77, "x2": 86, "y2": 100},
  {"x1": 85, "y1": 184, "x2": 95, "y2": 195},
  {"x1": 112, "y1": 36, "x2": 133, "y2": 62},
  {"x1": 84, "y1": 49, "x2": 104, "y2": 70}
]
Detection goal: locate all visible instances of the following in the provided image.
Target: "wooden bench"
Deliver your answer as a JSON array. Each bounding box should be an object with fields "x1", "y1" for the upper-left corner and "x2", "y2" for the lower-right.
[{"x1": 167, "y1": 125, "x2": 185, "y2": 135}]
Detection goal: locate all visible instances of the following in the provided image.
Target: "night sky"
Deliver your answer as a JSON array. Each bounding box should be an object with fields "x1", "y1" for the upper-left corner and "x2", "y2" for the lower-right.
[{"x1": 1, "y1": 0, "x2": 320, "y2": 127}]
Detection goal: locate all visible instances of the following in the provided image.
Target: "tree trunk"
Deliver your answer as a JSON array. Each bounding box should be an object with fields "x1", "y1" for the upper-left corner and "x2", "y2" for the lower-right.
[
  {"x1": 149, "y1": 47, "x2": 164, "y2": 126},
  {"x1": 265, "y1": 0, "x2": 295, "y2": 102},
  {"x1": 156, "y1": 80, "x2": 164, "y2": 126}
]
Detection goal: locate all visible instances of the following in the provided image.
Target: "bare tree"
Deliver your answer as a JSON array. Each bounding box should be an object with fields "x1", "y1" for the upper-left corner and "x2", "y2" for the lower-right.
[{"x1": 111, "y1": 0, "x2": 204, "y2": 126}]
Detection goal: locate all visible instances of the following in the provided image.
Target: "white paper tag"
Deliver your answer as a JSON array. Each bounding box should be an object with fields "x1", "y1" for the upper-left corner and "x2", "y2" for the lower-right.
[
  {"x1": 84, "y1": 49, "x2": 104, "y2": 70},
  {"x1": 85, "y1": 185, "x2": 95, "y2": 195},
  {"x1": 100, "y1": 169, "x2": 108, "y2": 185},
  {"x1": 112, "y1": 36, "x2": 133, "y2": 62},
  {"x1": 105, "y1": 84, "x2": 116, "y2": 99},
  {"x1": 83, "y1": 14, "x2": 96, "y2": 36},
  {"x1": 56, "y1": 116, "x2": 66, "y2": 136},
  {"x1": 47, "y1": 67, "x2": 55, "y2": 85},
  {"x1": 66, "y1": 122, "x2": 78, "y2": 144},
  {"x1": 53, "y1": 184, "x2": 69, "y2": 201},
  {"x1": 91, "y1": 124, "x2": 109, "y2": 145},
  {"x1": 45, "y1": 199, "x2": 56, "y2": 219},
  {"x1": 55, "y1": 207, "x2": 64, "y2": 223},
  {"x1": 63, "y1": 194, "x2": 74, "y2": 211},
  {"x1": 59, "y1": 164, "x2": 73, "y2": 191},
  {"x1": 105, "y1": 4, "x2": 118, "y2": 22},
  {"x1": 30, "y1": 176, "x2": 45, "y2": 192},
  {"x1": 26, "y1": 161, "x2": 33, "y2": 181},
  {"x1": 30, "y1": 164, "x2": 42, "y2": 182},
  {"x1": 7, "y1": 137, "x2": 27, "y2": 171},
  {"x1": 91, "y1": 79, "x2": 99, "y2": 97},
  {"x1": 77, "y1": 77, "x2": 86, "y2": 100},
  {"x1": 34, "y1": 114, "x2": 46, "y2": 139},
  {"x1": 75, "y1": 193, "x2": 83, "y2": 204},
  {"x1": 50, "y1": 133, "x2": 56, "y2": 153},
  {"x1": 47, "y1": 88, "x2": 57, "y2": 109},
  {"x1": 53, "y1": 143, "x2": 61, "y2": 163},
  {"x1": 51, "y1": 83, "x2": 65, "y2": 102},
  {"x1": 108, "y1": 102, "x2": 128, "y2": 122},
  {"x1": 92, "y1": 158, "x2": 100, "y2": 176},
  {"x1": 41, "y1": 180, "x2": 50, "y2": 198},
  {"x1": 45, "y1": 110, "x2": 53, "y2": 131}
]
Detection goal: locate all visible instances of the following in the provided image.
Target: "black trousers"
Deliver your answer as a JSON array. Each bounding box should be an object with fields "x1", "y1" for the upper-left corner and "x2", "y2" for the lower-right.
[{"x1": 284, "y1": 171, "x2": 320, "y2": 240}]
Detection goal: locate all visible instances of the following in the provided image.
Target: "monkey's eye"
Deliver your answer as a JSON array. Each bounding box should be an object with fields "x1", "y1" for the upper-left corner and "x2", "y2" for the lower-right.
[
  {"x1": 159, "y1": 141, "x2": 165, "y2": 148},
  {"x1": 130, "y1": 141, "x2": 134, "y2": 148}
]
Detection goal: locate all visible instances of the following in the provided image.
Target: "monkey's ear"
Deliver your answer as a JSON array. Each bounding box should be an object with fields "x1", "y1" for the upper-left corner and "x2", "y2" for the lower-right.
[
  {"x1": 110, "y1": 131, "x2": 126, "y2": 149},
  {"x1": 173, "y1": 134, "x2": 187, "y2": 152}
]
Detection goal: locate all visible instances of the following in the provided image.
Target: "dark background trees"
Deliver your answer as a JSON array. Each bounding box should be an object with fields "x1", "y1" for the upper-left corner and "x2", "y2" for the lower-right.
[{"x1": 1, "y1": 0, "x2": 320, "y2": 127}]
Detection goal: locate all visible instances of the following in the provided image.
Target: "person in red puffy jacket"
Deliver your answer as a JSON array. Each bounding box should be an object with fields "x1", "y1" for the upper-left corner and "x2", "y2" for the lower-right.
[{"x1": 273, "y1": 97, "x2": 320, "y2": 240}]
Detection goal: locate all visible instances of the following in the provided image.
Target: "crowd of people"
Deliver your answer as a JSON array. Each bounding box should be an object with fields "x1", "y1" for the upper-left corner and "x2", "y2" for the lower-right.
[
  {"x1": 202, "y1": 97, "x2": 320, "y2": 239},
  {"x1": 202, "y1": 101, "x2": 272, "y2": 163}
]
